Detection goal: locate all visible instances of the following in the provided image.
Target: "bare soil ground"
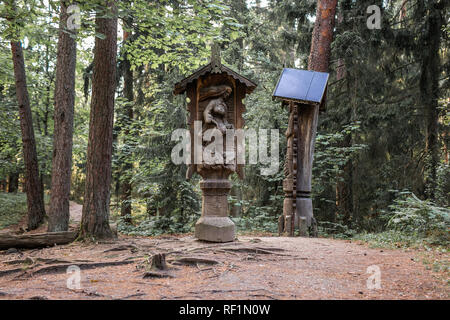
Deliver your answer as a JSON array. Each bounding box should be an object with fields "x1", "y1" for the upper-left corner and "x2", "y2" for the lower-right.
[{"x1": 0, "y1": 202, "x2": 448, "y2": 300}]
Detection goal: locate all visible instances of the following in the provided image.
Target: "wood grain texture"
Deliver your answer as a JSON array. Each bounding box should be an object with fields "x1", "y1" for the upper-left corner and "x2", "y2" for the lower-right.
[{"x1": 0, "y1": 231, "x2": 77, "y2": 249}]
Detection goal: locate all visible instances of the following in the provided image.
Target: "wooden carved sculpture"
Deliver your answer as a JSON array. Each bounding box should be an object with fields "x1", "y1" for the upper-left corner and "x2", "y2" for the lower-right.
[
  {"x1": 198, "y1": 85, "x2": 235, "y2": 174},
  {"x1": 174, "y1": 45, "x2": 256, "y2": 242},
  {"x1": 280, "y1": 102, "x2": 298, "y2": 236}
]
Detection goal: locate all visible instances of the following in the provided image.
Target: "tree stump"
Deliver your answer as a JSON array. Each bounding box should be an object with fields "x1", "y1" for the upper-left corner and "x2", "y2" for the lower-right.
[{"x1": 150, "y1": 253, "x2": 167, "y2": 271}]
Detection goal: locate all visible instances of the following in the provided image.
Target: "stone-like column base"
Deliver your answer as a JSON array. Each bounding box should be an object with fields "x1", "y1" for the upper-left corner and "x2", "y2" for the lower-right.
[
  {"x1": 195, "y1": 216, "x2": 235, "y2": 242},
  {"x1": 195, "y1": 178, "x2": 235, "y2": 242}
]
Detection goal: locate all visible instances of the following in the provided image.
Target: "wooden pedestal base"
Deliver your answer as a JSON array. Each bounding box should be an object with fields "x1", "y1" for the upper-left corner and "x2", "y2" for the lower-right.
[{"x1": 195, "y1": 179, "x2": 235, "y2": 242}]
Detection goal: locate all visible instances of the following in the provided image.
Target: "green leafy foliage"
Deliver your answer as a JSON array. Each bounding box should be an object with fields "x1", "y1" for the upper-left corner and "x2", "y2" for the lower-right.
[
  {"x1": 117, "y1": 213, "x2": 199, "y2": 236},
  {"x1": 353, "y1": 230, "x2": 429, "y2": 249},
  {"x1": 232, "y1": 202, "x2": 279, "y2": 234},
  {"x1": 122, "y1": 0, "x2": 239, "y2": 73},
  {"x1": 0, "y1": 192, "x2": 27, "y2": 229},
  {"x1": 386, "y1": 193, "x2": 449, "y2": 245},
  {"x1": 317, "y1": 221, "x2": 356, "y2": 239}
]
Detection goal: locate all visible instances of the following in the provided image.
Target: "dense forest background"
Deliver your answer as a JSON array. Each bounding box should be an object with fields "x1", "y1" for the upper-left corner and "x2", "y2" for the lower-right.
[{"x1": 0, "y1": 0, "x2": 448, "y2": 244}]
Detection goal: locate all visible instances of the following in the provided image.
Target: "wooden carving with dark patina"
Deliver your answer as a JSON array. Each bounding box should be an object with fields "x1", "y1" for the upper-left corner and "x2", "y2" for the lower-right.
[{"x1": 174, "y1": 45, "x2": 256, "y2": 242}]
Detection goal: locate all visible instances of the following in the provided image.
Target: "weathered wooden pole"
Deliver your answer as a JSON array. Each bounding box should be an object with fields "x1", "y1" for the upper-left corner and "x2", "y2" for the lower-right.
[
  {"x1": 276, "y1": 0, "x2": 337, "y2": 237},
  {"x1": 274, "y1": 69, "x2": 329, "y2": 236}
]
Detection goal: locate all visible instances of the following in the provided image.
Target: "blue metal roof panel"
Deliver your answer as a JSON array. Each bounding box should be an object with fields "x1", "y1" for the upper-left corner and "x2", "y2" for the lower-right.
[
  {"x1": 273, "y1": 68, "x2": 329, "y2": 104},
  {"x1": 307, "y1": 71, "x2": 329, "y2": 103}
]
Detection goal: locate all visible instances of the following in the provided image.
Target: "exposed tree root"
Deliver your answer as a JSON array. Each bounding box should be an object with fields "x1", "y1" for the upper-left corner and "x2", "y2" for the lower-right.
[
  {"x1": 31, "y1": 260, "x2": 136, "y2": 276},
  {"x1": 0, "y1": 267, "x2": 25, "y2": 277},
  {"x1": 171, "y1": 257, "x2": 220, "y2": 266},
  {"x1": 115, "y1": 292, "x2": 146, "y2": 300},
  {"x1": 103, "y1": 244, "x2": 138, "y2": 253},
  {"x1": 218, "y1": 247, "x2": 287, "y2": 255},
  {"x1": 4, "y1": 257, "x2": 71, "y2": 265},
  {"x1": 143, "y1": 271, "x2": 173, "y2": 279},
  {"x1": 0, "y1": 259, "x2": 138, "y2": 278},
  {"x1": 187, "y1": 288, "x2": 268, "y2": 294}
]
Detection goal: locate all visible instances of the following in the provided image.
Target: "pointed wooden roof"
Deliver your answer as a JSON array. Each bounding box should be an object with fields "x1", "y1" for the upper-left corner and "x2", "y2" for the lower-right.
[{"x1": 173, "y1": 45, "x2": 257, "y2": 95}]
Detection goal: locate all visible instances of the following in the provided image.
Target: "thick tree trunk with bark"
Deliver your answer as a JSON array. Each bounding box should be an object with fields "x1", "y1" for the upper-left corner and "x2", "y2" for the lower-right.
[
  {"x1": 10, "y1": 41, "x2": 46, "y2": 230},
  {"x1": 308, "y1": 0, "x2": 338, "y2": 73},
  {"x1": 48, "y1": 1, "x2": 77, "y2": 232},
  {"x1": 81, "y1": 1, "x2": 118, "y2": 239}
]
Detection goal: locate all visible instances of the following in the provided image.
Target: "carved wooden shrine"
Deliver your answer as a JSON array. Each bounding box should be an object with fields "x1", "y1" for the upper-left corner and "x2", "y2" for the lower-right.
[
  {"x1": 174, "y1": 46, "x2": 256, "y2": 242},
  {"x1": 273, "y1": 68, "x2": 329, "y2": 236}
]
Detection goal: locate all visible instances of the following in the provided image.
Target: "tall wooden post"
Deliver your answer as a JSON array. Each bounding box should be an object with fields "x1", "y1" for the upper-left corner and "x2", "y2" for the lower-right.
[
  {"x1": 275, "y1": 0, "x2": 336, "y2": 237},
  {"x1": 274, "y1": 69, "x2": 329, "y2": 236}
]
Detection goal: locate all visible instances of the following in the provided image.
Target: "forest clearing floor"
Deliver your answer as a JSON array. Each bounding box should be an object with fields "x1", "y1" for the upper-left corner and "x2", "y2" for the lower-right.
[
  {"x1": 0, "y1": 202, "x2": 448, "y2": 300},
  {"x1": 0, "y1": 200, "x2": 82, "y2": 235}
]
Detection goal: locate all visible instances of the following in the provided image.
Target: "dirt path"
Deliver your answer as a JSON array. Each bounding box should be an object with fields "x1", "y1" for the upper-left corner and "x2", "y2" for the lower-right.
[
  {"x1": 69, "y1": 201, "x2": 82, "y2": 224},
  {"x1": 0, "y1": 202, "x2": 447, "y2": 299},
  {"x1": 0, "y1": 233, "x2": 448, "y2": 300}
]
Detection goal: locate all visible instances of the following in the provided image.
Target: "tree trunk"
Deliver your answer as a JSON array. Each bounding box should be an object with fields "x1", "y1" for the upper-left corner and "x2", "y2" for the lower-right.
[
  {"x1": 335, "y1": 147, "x2": 352, "y2": 225},
  {"x1": 48, "y1": 1, "x2": 77, "y2": 232},
  {"x1": 422, "y1": 3, "x2": 442, "y2": 200},
  {"x1": 335, "y1": 57, "x2": 354, "y2": 226},
  {"x1": 7, "y1": 172, "x2": 19, "y2": 193},
  {"x1": 294, "y1": 0, "x2": 337, "y2": 227},
  {"x1": 10, "y1": 41, "x2": 46, "y2": 230},
  {"x1": 80, "y1": 1, "x2": 118, "y2": 239},
  {"x1": 120, "y1": 27, "x2": 133, "y2": 223},
  {"x1": 308, "y1": 0, "x2": 338, "y2": 73},
  {"x1": 0, "y1": 180, "x2": 6, "y2": 191}
]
